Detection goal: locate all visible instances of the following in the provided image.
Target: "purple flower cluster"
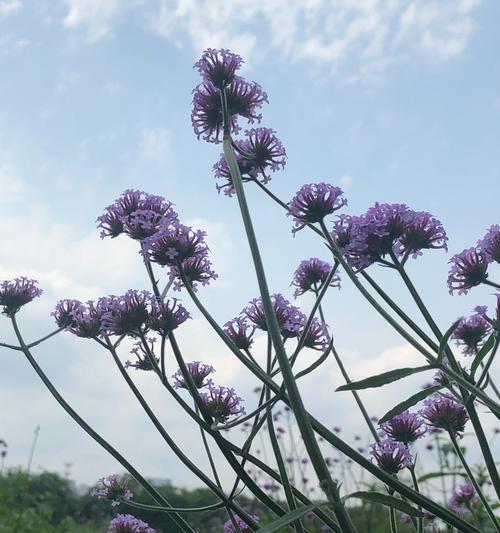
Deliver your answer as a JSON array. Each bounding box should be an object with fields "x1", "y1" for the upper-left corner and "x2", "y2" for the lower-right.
[
  {"x1": 288, "y1": 183, "x2": 346, "y2": 233},
  {"x1": 475, "y1": 297, "x2": 500, "y2": 331},
  {"x1": 194, "y1": 48, "x2": 243, "y2": 90},
  {"x1": 332, "y1": 204, "x2": 447, "y2": 270},
  {"x1": 172, "y1": 361, "x2": 215, "y2": 389},
  {"x1": 53, "y1": 296, "x2": 190, "y2": 339},
  {"x1": 107, "y1": 514, "x2": 156, "y2": 533},
  {"x1": 214, "y1": 128, "x2": 286, "y2": 196},
  {"x1": 223, "y1": 317, "x2": 255, "y2": 350},
  {"x1": 370, "y1": 439, "x2": 412, "y2": 474},
  {"x1": 420, "y1": 396, "x2": 469, "y2": 436},
  {"x1": 448, "y1": 483, "x2": 478, "y2": 516},
  {"x1": 291, "y1": 257, "x2": 340, "y2": 297},
  {"x1": 142, "y1": 223, "x2": 217, "y2": 292},
  {"x1": 300, "y1": 318, "x2": 330, "y2": 351},
  {"x1": 223, "y1": 514, "x2": 260, "y2": 533},
  {"x1": 97, "y1": 190, "x2": 177, "y2": 241},
  {"x1": 125, "y1": 338, "x2": 159, "y2": 371},
  {"x1": 448, "y1": 225, "x2": 500, "y2": 294},
  {"x1": 380, "y1": 411, "x2": 426, "y2": 445},
  {"x1": 199, "y1": 386, "x2": 245, "y2": 422},
  {"x1": 0, "y1": 277, "x2": 43, "y2": 317},
  {"x1": 243, "y1": 293, "x2": 306, "y2": 339},
  {"x1": 91, "y1": 474, "x2": 133, "y2": 507},
  {"x1": 452, "y1": 312, "x2": 492, "y2": 356}
]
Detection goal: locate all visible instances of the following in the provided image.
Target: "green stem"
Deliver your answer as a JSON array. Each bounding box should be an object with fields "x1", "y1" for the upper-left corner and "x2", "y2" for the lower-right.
[
  {"x1": 409, "y1": 467, "x2": 423, "y2": 533},
  {"x1": 449, "y1": 432, "x2": 499, "y2": 532}
]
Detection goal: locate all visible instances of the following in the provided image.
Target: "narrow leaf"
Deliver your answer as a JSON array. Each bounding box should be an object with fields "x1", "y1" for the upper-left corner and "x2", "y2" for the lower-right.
[
  {"x1": 257, "y1": 504, "x2": 317, "y2": 533},
  {"x1": 345, "y1": 492, "x2": 424, "y2": 517},
  {"x1": 438, "y1": 321, "x2": 459, "y2": 362},
  {"x1": 379, "y1": 385, "x2": 442, "y2": 424},
  {"x1": 336, "y1": 365, "x2": 432, "y2": 392},
  {"x1": 418, "y1": 471, "x2": 467, "y2": 483},
  {"x1": 470, "y1": 333, "x2": 497, "y2": 378}
]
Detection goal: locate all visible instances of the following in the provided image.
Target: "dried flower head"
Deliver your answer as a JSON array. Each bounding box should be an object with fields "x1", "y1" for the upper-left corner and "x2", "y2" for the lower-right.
[
  {"x1": 0, "y1": 277, "x2": 42, "y2": 317},
  {"x1": 421, "y1": 396, "x2": 469, "y2": 436},
  {"x1": 288, "y1": 183, "x2": 346, "y2": 233},
  {"x1": 172, "y1": 361, "x2": 215, "y2": 389},
  {"x1": 91, "y1": 474, "x2": 133, "y2": 507},
  {"x1": 380, "y1": 411, "x2": 426, "y2": 445}
]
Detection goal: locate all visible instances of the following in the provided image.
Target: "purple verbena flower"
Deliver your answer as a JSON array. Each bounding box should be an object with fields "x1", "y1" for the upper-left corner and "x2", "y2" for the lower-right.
[
  {"x1": 101, "y1": 290, "x2": 151, "y2": 337},
  {"x1": 172, "y1": 361, "x2": 215, "y2": 389},
  {"x1": 380, "y1": 411, "x2": 426, "y2": 445},
  {"x1": 300, "y1": 318, "x2": 330, "y2": 351},
  {"x1": 292, "y1": 258, "x2": 340, "y2": 297},
  {"x1": 478, "y1": 224, "x2": 500, "y2": 264},
  {"x1": 399, "y1": 211, "x2": 448, "y2": 259},
  {"x1": 0, "y1": 277, "x2": 42, "y2": 317},
  {"x1": 191, "y1": 79, "x2": 267, "y2": 144},
  {"x1": 243, "y1": 294, "x2": 306, "y2": 339},
  {"x1": 170, "y1": 254, "x2": 218, "y2": 292},
  {"x1": 288, "y1": 183, "x2": 346, "y2": 233},
  {"x1": 224, "y1": 317, "x2": 255, "y2": 350},
  {"x1": 447, "y1": 247, "x2": 489, "y2": 295},
  {"x1": 200, "y1": 386, "x2": 245, "y2": 422},
  {"x1": 66, "y1": 298, "x2": 111, "y2": 338},
  {"x1": 475, "y1": 296, "x2": 500, "y2": 331},
  {"x1": 125, "y1": 338, "x2": 158, "y2": 371},
  {"x1": 213, "y1": 151, "x2": 255, "y2": 197},
  {"x1": 223, "y1": 514, "x2": 260, "y2": 533},
  {"x1": 91, "y1": 474, "x2": 133, "y2": 507},
  {"x1": 421, "y1": 396, "x2": 469, "y2": 436},
  {"x1": 143, "y1": 223, "x2": 208, "y2": 267},
  {"x1": 107, "y1": 514, "x2": 156, "y2": 533},
  {"x1": 52, "y1": 299, "x2": 85, "y2": 329},
  {"x1": 370, "y1": 439, "x2": 412, "y2": 474},
  {"x1": 452, "y1": 313, "x2": 492, "y2": 356},
  {"x1": 194, "y1": 48, "x2": 243, "y2": 89},
  {"x1": 448, "y1": 483, "x2": 478, "y2": 516},
  {"x1": 148, "y1": 298, "x2": 190, "y2": 336}
]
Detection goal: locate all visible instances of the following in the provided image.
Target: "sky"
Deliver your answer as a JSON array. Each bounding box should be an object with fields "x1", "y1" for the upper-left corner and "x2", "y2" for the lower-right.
[{"x1": 0, "y1": 0, "x2": 499, "y2": 491}]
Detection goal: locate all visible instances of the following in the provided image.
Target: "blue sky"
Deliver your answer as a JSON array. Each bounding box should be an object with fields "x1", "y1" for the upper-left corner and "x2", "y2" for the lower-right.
[{"x1": 0, "y1": 0, "x2": 499, "y2": 488}]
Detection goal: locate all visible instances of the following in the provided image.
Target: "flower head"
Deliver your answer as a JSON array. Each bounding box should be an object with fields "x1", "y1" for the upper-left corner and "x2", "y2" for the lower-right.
[
  {"x1": 172, "y1": 361, "x2": 215, "y2": 389},
  {"x1": 170, "y1": 254, "x2": 218, "y2": 292},
  {"x1": 399, "y1": 211, "x2": 448, "y2": 259},
  {"x1": 52, "y1": 299, "x2": 85, "y2": 329},
  {"x1": 370, "y1": 439, "x2": 412, "y2": 474},
  {"x1": 292, "y1": 258, "x2": 339, "y2": 297},
  {"x1": 223, "y1": 317, "x2": 255, "y2": 350},
  {"x1": 452, "y1": 313, "x2": 492, "y2": 356},
  {"x1": 107, "y1": 514, "x2": 156, "y2": 533},
  {"x1": 0, "y1": 278, "x2": 42, "y2": 317},
  {"x1": 97, "y1": 190, "x2": 177, "y2": 240},
  {"x1": 448, "y1": 483, "x2": 478, "y2": 516},
  {"x1": 475, "y1": 296, "x2": 500, "y2": 331},
  {"x1": 380, "y1": 411, "x2": 426, "y2": 445},
  {"x1": 143, "y1": 223, "x2": 208, "y2": 267},
  {"x1": 288, "y1": 183, "x2": 346, "y2": 233},
  {"x1": 191, "y1": 79, "x2": 267, "y2": 143},
  {"x1": 447, "y1": 248, "x2": 489, "y2": 295},
  {"x1": 224, "y1": 514, "x2": 260, "y2": 533},
  {"x1": 66, "y1": 298, "x2": 110, "y2": 338},
  {"x1": 421, "y1": 396, "x2": 469, "y2": 436},
  {"x1": 194, "y1": 48, "x2": 243, "y2": 89},
  {"x1": 101, "y1": 290, "x2": 151, "y2": 337},
  {"x1": 243, "y1": 294, "x2": 306, "y2": 339},
  {"x1": 148, "y1": 298, "x2": 190, "y2": 336},
  {"x1": 200, "y1": 386, "x2": 245, "y2": 422},
  {"x1": 91, "y1": 474, "x2": 133, "y2": 507},
  {"x1": 300, "y1": 318, "x2": 330, "y2": 351},
  {"x1": 125, "y1": 338, "x2": 158, "y2": 371},
  {"x1": 478, "y1": 224, "x2": 500, "y2": 264}
]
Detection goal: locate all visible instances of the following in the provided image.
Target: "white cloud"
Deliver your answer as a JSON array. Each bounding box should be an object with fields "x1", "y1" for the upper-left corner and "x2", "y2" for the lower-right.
[
  {"x1": 0, "y1": 164, "x2": 25, "y2": 202},
  {"x1": 139, "y1": 127, "x2": 172, "y2": 162},
  {"x1": 0, "y1": 0, "x2": 22, "y2": 17},
  {"x1": 339, "y1": 174, "x2": 353, "y2": 191},
  {"x1": 63, "y1": 0, "x2": 123, "y2": 42}
]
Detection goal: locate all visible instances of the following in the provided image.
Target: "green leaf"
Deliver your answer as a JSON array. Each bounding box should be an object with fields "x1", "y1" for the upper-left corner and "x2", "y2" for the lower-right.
[
  {"x1": 257, "y1": 504, "x2": 317, "y2": 532},
  {"x1": 378, "y1": 385, "x2": 442, "y2": 424},
  {"x1": 438, "y1": 321, "x2": 459, "y2": 362},
  {"x1": 344, "y1": 491, "x2": 424, "y2": 517},
  {"x1": 470, "y1": 333, "x2": 497, "y2": 378},
  {"x1": 336, "y1": 365, "x2": 433, "y2": 392}
]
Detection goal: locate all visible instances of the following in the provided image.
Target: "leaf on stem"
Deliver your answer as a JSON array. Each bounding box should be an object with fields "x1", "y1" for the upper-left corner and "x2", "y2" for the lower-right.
[
  {"x1": 344, "y1": 491, "x2": 424, "y2": 517},
  {"x1": 378, "y1": 385, "x2": 442, "y2": 424}
]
